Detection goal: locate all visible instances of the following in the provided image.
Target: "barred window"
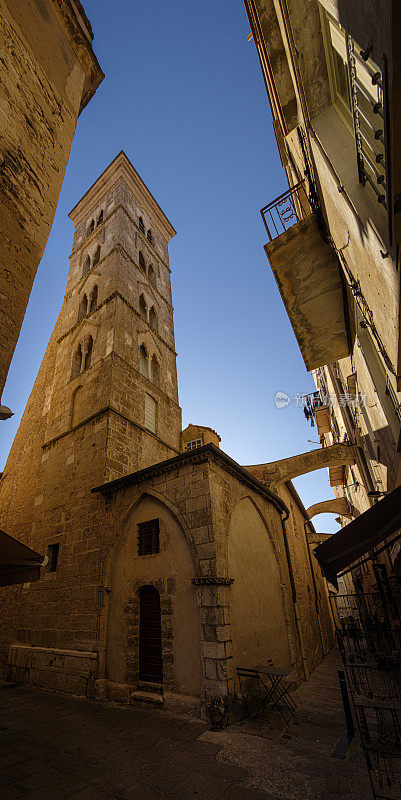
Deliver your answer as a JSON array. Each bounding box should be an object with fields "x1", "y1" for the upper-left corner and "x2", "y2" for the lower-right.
[{"x1": 138, "y1": 519, "x2": 159, "y2": 556}]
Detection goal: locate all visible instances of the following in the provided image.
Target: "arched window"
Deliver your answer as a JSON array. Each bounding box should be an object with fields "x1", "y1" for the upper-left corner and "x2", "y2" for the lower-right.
[
  {"x1": 139, "y1": 294, "x2": 147, "y2": 319},
  {"x1": 149, "y1": 266, "x2": 157, "y2": 288},
  {"x1": 139, "y1": 216, "x2": 145, "y2": 234},
  {"x1": 89, "y1": 285, "x2": 98, "y2": 313},
  {"x1": 84, "y1": 336, "x2": 93, "y2": 371},
  {"x1": 139, "y1": 345, "x2": 149, "y2": 378},
  {"x1": 150, "y1": 355, "x2": 159, "y2": 385},
  {"x1": 139, "y1": 251, "x2": 146, "y2": 273},
  {"x1": 71, "y1": 344, "x2": 82, "y2": 380},
  {"x1": 97, "y1": 210, "x2": 103, "y2": 226},
  {"x1": 149, "y1": 306, "x2": 158, "y2": 333},
  {"x1": 147, "y1": 229, "x2": 152, "y2": 244},
  {"x1": 92, "y1": 246, "x2": 101, "y2": 267},
  {"x1": 89, "y1": 219, "x2": 95, "y2": 233},
  {"x1": 78, "y1": 294, "x2": 88, "y2": 322},
  {"x1": 82, "y1": 255, "x2": 91, "y2": 277}
]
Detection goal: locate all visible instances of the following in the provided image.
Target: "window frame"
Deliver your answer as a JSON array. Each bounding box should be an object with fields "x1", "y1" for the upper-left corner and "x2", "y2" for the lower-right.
[{"x1": 184, "y1": 438, "x2": 204, "y2": 451}]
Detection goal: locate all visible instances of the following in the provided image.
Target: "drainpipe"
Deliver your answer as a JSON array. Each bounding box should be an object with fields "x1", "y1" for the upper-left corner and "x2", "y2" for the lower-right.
[
  {"x1": 280, "y1": 509, "x2": 309, "y2": 680},
  {"x1": 303, "y1": 519, "x2": 327, "y2": 657}
]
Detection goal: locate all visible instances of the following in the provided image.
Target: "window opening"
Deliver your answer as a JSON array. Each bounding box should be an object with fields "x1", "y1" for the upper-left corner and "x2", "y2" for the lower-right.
[
  {"x1": 150, "y1": 355, "x2": 159, "y2": 385},
  {"x1": 89, "y1": 285, "x2": 98, "y2": 313},
  {"x1": 322, "y1": 10, "x2": 386, "y2": 208},
  {"x1": 144, "y1": 393, "x2": 157, "y2": 433},
  {"x1": 139, "y1": 345, "x2": 149, "y2": 378},
  {"x1": 97, "y1": 210, "x2": 103, "y2": 226},
  {"x1": 185, "y1": 438, "x2": 203, "y2": 451},
  {"x1": 82, "y1": 255, "x2": 91, "y2": 277},
  {"x1": 92, "y1": 246, "x2": 101, "y2": 267},
  {"x1": 149, "y1": 307, "x2": 158, "y2": 333},
  {"x1": 138, "y1": 519, "x2": 160, "y2": 556},
  {"x1": 139, "y1": 216, "x2": 145, "y2": 234},
  {"x1": 147, "y1": 229, "x2": 152, "y2": 243},
  {"x1": 139, "y1": 294, "x2": 147, "y2": 319},
  {"x1": 46, "y1": 543, "x2": 59, "y2": 572},
  {"x1": 139, "y1": 251, "x2": 146, "y2": 273},
  {"x1": 71, "y1": 344, "x2": 82, "y2": 380},
  {"x1": 78, "y1": 294, "x2": 88, "y2": 322},
  {"x1": 84, "y1": 336, "x2": 93, "y2": 371}
]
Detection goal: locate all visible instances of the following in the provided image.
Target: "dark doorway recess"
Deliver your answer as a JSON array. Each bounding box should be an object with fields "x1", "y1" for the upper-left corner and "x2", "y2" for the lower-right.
[{"x1": 139, "y1": 585, "x2": 163, "y2": 683}]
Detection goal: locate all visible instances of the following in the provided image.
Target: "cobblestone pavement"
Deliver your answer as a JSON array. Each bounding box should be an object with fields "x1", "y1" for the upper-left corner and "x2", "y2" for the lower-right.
[{"x1": 0, "y1": 650, "x2": 372, "y2": 800}]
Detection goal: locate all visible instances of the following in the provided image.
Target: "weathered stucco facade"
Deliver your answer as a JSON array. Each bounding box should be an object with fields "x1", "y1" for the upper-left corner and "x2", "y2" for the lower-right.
[
  {"x1": 0, "y1": 153, "x2": 333, "y2": 715},
  {"x1": 0, "y1": 0, "x2": 103, "y2": 399},
  {"x1": 245, "y1": 0, "x2": 401, "y2": 583}
]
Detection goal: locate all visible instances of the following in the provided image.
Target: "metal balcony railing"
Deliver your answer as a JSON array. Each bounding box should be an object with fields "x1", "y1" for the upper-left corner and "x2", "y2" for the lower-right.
[
  {"x1": 331, "y1": 587, "x2": 401, "y2": 799},
  {"x1": 260, "y1": 179, "x2": 312, "y2": 241}
]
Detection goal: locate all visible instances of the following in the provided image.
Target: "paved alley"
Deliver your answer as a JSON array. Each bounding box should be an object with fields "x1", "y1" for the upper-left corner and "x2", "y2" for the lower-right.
[{"x1": 0, "y1": 651, "x2": 372, "y2": 800}]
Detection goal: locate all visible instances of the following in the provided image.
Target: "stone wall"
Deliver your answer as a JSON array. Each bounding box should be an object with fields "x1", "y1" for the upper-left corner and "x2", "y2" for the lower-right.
[
  {"x1": 0, "y1": 0, "x2": 103, "y2": 397},
  {"x1": 7, "y1": 644, "x2": 97, "y2": 696}
]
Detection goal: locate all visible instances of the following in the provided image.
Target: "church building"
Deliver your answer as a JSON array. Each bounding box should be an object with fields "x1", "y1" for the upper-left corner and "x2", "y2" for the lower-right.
[{"x1": 0, "y1": 153, "x2": 333, "y2": 716}]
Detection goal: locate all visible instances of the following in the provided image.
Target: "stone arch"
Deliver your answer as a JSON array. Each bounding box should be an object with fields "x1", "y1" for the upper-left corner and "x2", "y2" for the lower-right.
[
  {"x1": 228, "y1": 495, "x2": 292, "y2": 673},
  {"x1": 105, "y1": 492, "x2": 203, "y2": 699}
]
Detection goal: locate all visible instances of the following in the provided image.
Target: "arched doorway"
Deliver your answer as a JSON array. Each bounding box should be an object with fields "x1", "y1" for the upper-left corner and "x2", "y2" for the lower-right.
[{"x1": 139, "y1": 585, "x2": 163, "y2": 683}]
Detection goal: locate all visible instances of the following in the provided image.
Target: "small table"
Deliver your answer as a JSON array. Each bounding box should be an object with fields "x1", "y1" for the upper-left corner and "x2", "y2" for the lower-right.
[{"x1": 237, "y1": 664, "x2": 297, "y2": 725}]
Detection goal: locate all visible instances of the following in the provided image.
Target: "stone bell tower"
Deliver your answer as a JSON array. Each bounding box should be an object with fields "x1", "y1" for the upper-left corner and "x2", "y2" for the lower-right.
[
  {"x1": 46, "y1": 150, "x2": 182, "y2": 480},
  {"x1": 0, "y1": 151, "x2": 182, "y2": 565}
]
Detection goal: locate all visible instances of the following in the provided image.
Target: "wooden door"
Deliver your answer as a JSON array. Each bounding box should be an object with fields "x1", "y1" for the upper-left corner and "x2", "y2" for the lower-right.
[{"x1": 139, "y1": 585, "x2": 163, "y2": 683}]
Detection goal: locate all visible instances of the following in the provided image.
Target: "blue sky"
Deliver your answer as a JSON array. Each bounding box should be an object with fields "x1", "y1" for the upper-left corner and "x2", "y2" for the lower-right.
[{"x1": 1, "y1": 0, "x2": 338, "y2": 533}]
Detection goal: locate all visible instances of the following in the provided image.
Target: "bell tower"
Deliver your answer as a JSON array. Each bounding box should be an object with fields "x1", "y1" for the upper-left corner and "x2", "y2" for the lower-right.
[
  {"x1": 45, "y1": 151, "x2": 181, "y2": 480},
  {"x1": 0, "y1": 153, "x2": 182, "y2": 550}
]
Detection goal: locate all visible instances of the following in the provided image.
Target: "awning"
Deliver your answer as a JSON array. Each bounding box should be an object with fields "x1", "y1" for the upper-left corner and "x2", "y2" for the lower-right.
[
  {"x1": 313, "y1": 483, "x2": 401, "y2": 587},
  {"x1": 0, "y1": 529, "x2": 44, "y2": 587}
]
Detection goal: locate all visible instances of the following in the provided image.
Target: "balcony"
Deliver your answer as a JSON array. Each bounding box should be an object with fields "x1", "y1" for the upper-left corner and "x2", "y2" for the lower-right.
[
  {"x1": 314, "y1": 405, "x2": 331, "y2": 435},
  {"x1": 261, "y1": 181, "x2": 351, "y2": 371}
]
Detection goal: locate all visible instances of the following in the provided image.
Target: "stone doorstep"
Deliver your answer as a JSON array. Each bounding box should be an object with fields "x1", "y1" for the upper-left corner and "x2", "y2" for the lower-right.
[
  {"x1": 10, "y1": 644, "x2": 97, "y2": 659},
  {"x1": 130, "y1": 689, "x2": 164, "y2": 707}
]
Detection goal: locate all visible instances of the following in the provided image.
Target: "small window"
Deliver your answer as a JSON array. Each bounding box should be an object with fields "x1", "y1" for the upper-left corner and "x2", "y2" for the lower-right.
[
  {"x1": 148, "y1": 265, "x2": 156, "y2": 287},
  {"x1": 145, "y1": 393, "x2": 157, "y2": 433},
  {"x1": 139, "y1": 294, "x2": 147, "y2": 319},
  {"x1": 71, "y1": 344, "x2": 82, "y2": 380},
  {"x1": 139, "y1": 216, "x2": 145, "y2": 234},
  {"x1": 147, "y1": 229, "x2": 153, "y2": 243},
  {"x1": 139, "y1": 344, "x2": 149, "y2": 378},
  {"x1": 138, "y1": 519, "x2": 159, "y2": 556},
  {"x1": 185, "y1": 438, "x2": 203, "y2": 451},
  {"x1": 89, "y1": 285, "x2": 98, "y2": 313},
  {"x1": 84, "y1": 336, "x2": 93, "y2": 371},
  {"x1": 46, "y1": 543, "x2": 59, "y2": 573},
  {"x1": 92, "y1": 246, "x2": 101, "y2": 267},
  {"x1": 139, "y1": 251, "x2": 146, "y2": 272},
  {"x1": 97, "y1": 210, "x2": 103, "y2": 226},
  {"x1": 150, "y1": 355, "x2": 159, "y2": 385},
  {"x1": 78, "y1": 294, "x2": 88, "y2": 322},
  {"x1": 149, "y1": 306, "x2": 158, "y2": 333},
  {"x1": 89, "y1": 219, "x2": 95, "y2": 233},
  {"x1": 82, "y1": 255, "x2": 91, "y2": 277}
]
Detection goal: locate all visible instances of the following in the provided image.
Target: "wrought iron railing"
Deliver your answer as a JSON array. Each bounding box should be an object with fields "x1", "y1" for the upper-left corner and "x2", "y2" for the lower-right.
[
  {"x1": 260, "y1": 179, "x2": 312, "y2": 241},
  {"x1": 331, "y1": 588, "x2": 401, "y2": 799}
]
